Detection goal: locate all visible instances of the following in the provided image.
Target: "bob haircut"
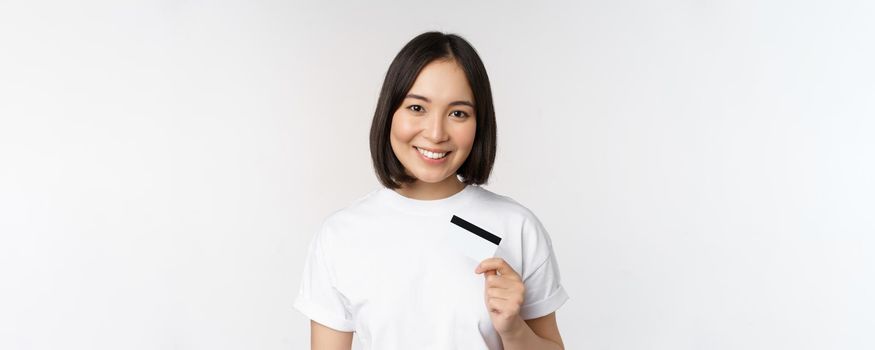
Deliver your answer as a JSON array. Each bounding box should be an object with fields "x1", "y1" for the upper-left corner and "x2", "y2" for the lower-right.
[{"x1": 369, "y1": 31, "x2": 497, "y2": 189}]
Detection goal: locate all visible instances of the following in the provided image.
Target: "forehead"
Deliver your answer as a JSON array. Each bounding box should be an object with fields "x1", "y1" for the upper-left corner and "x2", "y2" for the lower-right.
[{"x1": 406, "y1": 59, "x2": 474, "y2": 103}]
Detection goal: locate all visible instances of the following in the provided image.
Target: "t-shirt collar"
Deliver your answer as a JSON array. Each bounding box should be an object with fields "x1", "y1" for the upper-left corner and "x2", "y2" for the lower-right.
[{"x1": 378, "y1": 183, "x2": 478, "y2": 215}]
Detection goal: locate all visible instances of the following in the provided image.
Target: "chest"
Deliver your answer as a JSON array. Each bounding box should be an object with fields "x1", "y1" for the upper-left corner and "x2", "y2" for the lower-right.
[{"x1": 330, "y1": 217, "x2": 500, "y2": 335}]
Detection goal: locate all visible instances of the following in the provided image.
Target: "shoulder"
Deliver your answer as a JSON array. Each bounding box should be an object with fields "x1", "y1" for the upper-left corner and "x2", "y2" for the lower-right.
[
  {"x1": 471, "y1": 186, "x2": 544, "y2": 225},
  {"x1": 316, "y1": 187, "x2": 385, "y2": 238},
  {"x1": 468, "y1": 186, "x2": 552, "y2": 249},
  {"x1": 471, "y1": 187, "x2": 556, "y2": 278}
]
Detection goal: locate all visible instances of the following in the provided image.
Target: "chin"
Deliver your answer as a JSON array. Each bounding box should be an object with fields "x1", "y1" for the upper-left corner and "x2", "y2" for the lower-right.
[
  {"x1": 413, "y1": 176, "x2": 444, "y2": 184},
  {"x1": 410, "y1": 172, "x2": 452, "y2": 184}
]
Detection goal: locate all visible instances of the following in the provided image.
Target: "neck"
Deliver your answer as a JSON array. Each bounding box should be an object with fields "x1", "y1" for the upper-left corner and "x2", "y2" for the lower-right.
[{"x1": 394, "y1": 176, "x2": 466, "y2": 200}]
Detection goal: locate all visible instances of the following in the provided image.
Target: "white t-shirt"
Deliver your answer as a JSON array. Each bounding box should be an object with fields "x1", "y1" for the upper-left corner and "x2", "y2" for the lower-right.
[{"x1": 293, "y1": 184, "x2": 569, "y2": 349}]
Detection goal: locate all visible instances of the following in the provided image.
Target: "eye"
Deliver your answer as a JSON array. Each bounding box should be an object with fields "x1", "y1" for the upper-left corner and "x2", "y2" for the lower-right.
[
  {"x1": 407, "y1": 105, "x2": 424, "y2": 113},
  {"x1": 450, "y1": 110, "x2": 469, "y2": 118}
]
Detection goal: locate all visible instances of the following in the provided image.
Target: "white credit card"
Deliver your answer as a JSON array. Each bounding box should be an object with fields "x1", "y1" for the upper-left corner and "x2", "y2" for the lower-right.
[{"x1": 447, "y1": 215, "x2": 503, "y2": 263}]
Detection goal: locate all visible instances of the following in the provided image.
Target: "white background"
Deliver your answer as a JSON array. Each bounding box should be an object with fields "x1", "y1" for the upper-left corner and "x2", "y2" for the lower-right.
[{"x1": 1, "y1": 1, "x2": 873, "y2": 349}]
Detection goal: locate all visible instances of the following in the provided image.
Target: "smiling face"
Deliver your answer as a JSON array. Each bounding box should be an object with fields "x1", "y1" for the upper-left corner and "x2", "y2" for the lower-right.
[{"x1": 389, "y1": 59, "x2": 477, "y2": 187}]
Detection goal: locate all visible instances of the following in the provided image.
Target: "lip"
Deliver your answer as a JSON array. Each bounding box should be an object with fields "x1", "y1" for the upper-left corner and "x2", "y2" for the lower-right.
[
  {"x1": 415, "y1": 146, "x2": 451, "y2": 153},
  {"x1": 413, "y1": 146, "x2": 451, "y2": 164}
]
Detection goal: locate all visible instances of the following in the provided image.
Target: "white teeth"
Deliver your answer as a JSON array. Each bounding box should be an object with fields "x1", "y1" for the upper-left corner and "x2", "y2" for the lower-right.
[{"x1": 416, "y1": 147, "x2": 447, "y2": 159}]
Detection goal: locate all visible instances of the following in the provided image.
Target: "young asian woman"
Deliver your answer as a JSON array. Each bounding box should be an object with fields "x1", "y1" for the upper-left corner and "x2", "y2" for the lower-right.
[{"x1": 294, "y1": 31, "x2": 568, "y2": 350}]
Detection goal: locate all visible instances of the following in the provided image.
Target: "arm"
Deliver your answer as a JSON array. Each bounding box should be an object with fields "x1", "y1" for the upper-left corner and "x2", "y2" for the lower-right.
[
  {"x1": 501, "y1": 312, "x2": 565, "y2": 350},
  {"x1": 474, "y1": 258, "x2": 565, "y2": 350},
  {"x1": 311, "y1": 320, "x2": 353, "y2": 350}
]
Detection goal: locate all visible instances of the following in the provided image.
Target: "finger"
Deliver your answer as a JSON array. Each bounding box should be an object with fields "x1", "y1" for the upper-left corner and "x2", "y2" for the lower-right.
[
  {"x1": 487, "y1": 298, "x2": 519, "y2": 316},
  {"x1": 475, "y1": 258, "x2": 520, "y2": 279},
  {"x1": 484, "y1": 274, "x2": 522, "y2": 289},
  {"x1": 487, "y1": 297, "x2": 505, "y2": 314},
  {"x1": 486, "y1": 284, "x2": 525, "y2": 301},
  {"x1": 474, "y1": 257, "x2": 503, "y2": 274},
  {"x1": 485, "y1": 286, "x2": 521, "y2": 301}
]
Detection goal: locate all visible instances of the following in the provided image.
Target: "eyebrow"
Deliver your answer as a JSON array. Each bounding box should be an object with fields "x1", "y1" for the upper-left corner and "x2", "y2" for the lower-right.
[{"x1": 405, "y1": 94, "x2": 475, "y2": 108}]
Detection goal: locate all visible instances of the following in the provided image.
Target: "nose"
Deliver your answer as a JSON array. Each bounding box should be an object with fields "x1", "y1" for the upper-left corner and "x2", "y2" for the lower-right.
[{"x1": 423, "y1": 111, "x2": 449, "y2": 143}]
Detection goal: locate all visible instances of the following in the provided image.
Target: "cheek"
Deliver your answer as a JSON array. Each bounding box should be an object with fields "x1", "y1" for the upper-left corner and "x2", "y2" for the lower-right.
[
  {"x1": 457, "y1": 121, "x2": 477, "y2": 151},
  {"x1": 390, "y1": 114, "x2": 418, "y2": 144}
]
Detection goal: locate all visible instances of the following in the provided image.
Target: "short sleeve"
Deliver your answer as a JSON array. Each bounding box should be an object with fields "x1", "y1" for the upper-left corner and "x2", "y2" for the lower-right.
[
  {"x1": 292, "y1": 225, "x2": 355, "y2": 332},
  {"x1": 519, "y1": 251, "x2": 570, "y2": 319},
  {"x1": 517, "y1": 213, "x2": 570, "y2": 320}
]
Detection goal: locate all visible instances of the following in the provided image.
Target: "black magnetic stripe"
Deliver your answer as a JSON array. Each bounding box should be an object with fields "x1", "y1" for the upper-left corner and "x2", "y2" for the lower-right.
[{"x1": 450, "y1": 215, "x2": 501, "y2": 245}]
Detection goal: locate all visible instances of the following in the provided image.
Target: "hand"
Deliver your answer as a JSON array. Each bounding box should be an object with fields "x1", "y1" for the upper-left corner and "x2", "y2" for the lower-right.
[{"x1": 474, "y1": 257, "x2": 527, "y2": 336}]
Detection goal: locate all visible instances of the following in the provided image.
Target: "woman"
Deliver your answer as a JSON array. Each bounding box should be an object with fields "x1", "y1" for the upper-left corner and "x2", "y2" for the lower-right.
[{"x1": 294, "y1": 31, "x2": 568, "y2": 349}]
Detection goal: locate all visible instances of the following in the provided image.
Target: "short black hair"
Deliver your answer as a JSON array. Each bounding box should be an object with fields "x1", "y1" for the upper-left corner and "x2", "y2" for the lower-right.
[{"x1": 369, "y1": 31, "x2": 497, "y2": 189}]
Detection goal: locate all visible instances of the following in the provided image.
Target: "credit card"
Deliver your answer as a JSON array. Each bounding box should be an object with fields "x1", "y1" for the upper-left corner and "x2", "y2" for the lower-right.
[{"x1": 448, "y1": 215, "x2": 502, "y2": 263}]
